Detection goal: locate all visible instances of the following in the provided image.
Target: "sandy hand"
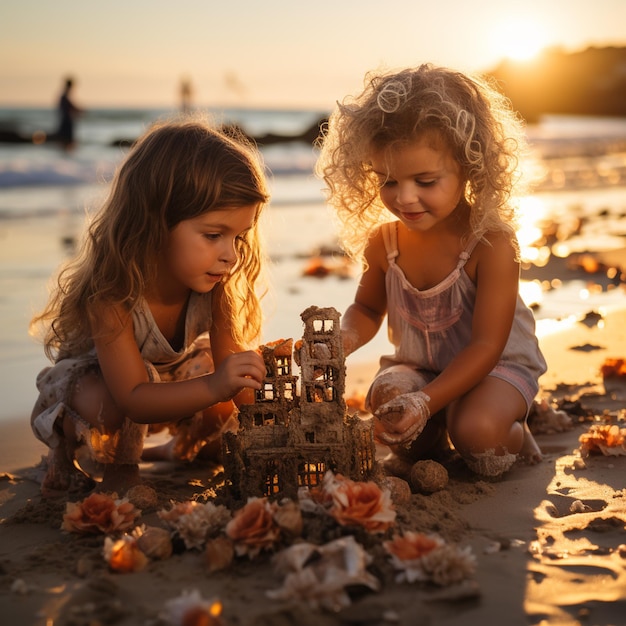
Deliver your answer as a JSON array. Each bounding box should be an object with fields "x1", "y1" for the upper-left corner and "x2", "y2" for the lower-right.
[
  {"x1": 374, "y1": 390, "x2": 431, "y2": 447},
  {"x1": 212, "y1": 350, "x2": 266, "y2": 401}
]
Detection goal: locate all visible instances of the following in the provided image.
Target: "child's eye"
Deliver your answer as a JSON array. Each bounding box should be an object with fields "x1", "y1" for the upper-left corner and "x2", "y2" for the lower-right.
[
  {"x1": 203, "y1": 233, "x2": 221, "y2": 240},
  {"x1": 416, "y1": 179, "x2": 436, "y2": 187}
]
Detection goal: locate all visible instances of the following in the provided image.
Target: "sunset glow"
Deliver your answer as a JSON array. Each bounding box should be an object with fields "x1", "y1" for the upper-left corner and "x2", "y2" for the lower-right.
[{"x1": 491, "y1": 16, "x2": 549, "y2": 62}]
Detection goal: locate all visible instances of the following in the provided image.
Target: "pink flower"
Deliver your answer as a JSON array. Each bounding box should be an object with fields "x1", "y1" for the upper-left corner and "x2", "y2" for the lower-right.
[{"x1": 61, "y1": 492, "x2": 140, "y2": 535}]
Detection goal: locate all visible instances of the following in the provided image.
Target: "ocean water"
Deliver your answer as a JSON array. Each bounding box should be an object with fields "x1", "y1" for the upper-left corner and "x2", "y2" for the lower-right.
[{"x1": 1, "y1": 107, "x2": 626, "y2": 422}]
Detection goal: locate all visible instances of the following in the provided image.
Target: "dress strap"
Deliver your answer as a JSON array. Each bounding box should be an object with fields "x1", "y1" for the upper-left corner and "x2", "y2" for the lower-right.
[
  {"x1": 457, "y1": 234, "x2": 482, "y2": 268},
  {"x1": 382, "y1": 221, "x2": 399, "y2": 260}
]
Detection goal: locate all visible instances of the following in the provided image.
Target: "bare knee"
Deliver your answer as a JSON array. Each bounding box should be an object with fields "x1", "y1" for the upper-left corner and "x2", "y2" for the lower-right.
[
  {"x1": 448, "y1": 409, "x2": 524, "y2": 456},
  {"x1": 69, "y1": 371, "x2": 124, "y2": 432},
  {"x1": 369, "y1": 366, "x2": 428, "y2": 412},
  {"x1": 447, "y1": 378, "x2": 527, "y2": 455}
]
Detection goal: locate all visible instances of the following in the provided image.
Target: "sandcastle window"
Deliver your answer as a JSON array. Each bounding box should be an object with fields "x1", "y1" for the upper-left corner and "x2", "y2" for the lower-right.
[
  {"x1": 313, "y1": 318, "x2": 334, "y2": 333},
  {"x1": 275, "y1": 355, "x2": 290, "y2": 376},
  {"x1": 298, "y1": 461, "x2": 326, "y2": 487},
  {"x1": 253, "y1": 412, "x2": 276, "y2": 426},
  {"x1": 306, "y1": 382, "x2": 336, "y2": 403},
  {"x1": 258, "y1": 383, "x2": 275, "y2": 402},
  {"x1": 265, "y1": 460, "x2": 280, "y2": 496},
  {"x1": 305, "y1": 431, "x2": 315, "y2": 443},
  {"x1": 283, "y1": 381, "x2": 294, "y2": 400}
]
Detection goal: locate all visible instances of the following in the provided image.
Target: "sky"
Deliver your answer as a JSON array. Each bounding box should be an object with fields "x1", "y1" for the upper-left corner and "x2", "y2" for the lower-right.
[{"x1": 1, "y1": 0, "x2": 625, "y2": 110}]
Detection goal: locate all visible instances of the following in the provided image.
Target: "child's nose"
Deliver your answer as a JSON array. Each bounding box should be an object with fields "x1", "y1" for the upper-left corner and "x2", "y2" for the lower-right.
[
  {"x1": 219, "y1": 240, "x2": 238, "y2": 266},
  {"x1": 396, "y1": 182, "x2": 419, "y2": 206}
]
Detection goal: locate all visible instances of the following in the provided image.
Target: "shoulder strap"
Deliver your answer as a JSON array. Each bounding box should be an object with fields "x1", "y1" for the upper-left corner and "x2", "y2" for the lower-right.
[
  {"x1": 381, "y1": 221, "x2": 399, "y2": 260},
  {"x1": 458, "y1": 233, "x2": 483, "y2": 268}
]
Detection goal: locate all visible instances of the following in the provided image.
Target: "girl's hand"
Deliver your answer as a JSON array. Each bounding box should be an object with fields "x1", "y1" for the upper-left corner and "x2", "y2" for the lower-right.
[
  {"x1": 209, "y1": 350, "x2": 266, "y2": 403},
  {"x1": 374, "y1": 391, "x2": 431, "y2": 447}
]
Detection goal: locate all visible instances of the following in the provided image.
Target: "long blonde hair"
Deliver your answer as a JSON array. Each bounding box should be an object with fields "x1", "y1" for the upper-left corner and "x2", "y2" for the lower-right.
[
  {"x1": 31, "y1": 115, "x2": 269, "y2": 360},
  {"x1": 315, "y1": 64, "x2": 528, "y2": 262}
]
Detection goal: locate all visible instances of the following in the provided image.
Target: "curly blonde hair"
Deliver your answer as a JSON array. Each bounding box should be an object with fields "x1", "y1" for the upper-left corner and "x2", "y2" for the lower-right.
[
  {"x1": 315, "y1": 64, "x2": 528, "y2": 262},
  {"x1": 31, "y1": 115, "x2": 269, "y2": 361}
]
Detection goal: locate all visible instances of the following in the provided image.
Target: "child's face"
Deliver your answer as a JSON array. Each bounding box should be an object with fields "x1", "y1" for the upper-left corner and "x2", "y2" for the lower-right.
[
  {"x1": 160, "y1": 204, "x2": 258, "y2": 297},
  {"x1": 370, "y1": 136, "x2": 465, "y2": 232}
]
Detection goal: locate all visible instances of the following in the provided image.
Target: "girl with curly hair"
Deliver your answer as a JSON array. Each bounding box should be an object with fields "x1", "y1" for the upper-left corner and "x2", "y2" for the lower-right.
[
  {"x1": 316, "y1": 64, "x2": 546, "y2": 478},
  {"x1": 30, "y1": 116, "x2": 268, "y2": 495}
]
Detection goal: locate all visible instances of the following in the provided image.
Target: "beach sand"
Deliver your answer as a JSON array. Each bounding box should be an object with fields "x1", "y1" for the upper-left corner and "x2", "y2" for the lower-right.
[{"x1": 1, "y1": 308, "x2": 625, "y2": 626}]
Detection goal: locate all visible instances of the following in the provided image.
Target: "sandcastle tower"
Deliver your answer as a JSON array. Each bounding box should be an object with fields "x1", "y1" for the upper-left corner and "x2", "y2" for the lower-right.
[{"x1": 222, "y1": 306, "x2": 376, "y2": 500}]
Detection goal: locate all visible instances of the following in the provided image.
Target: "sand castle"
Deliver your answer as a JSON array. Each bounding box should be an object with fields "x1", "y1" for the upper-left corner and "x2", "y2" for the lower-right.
[{"x1": 222, "y1": 305, "x2": 377, "y2": 500}]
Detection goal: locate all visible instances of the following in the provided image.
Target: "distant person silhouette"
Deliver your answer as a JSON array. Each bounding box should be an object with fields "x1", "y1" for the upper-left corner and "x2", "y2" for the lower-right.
[
  {"x1": 56, "y1": 77, "x2": 83, "y2": 151},
  {"x1": 180, "y1": 77, "x2": 193, "y2": 114}
]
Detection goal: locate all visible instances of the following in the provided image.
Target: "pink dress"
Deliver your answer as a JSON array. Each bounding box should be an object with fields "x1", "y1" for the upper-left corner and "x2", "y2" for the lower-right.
[{"x1": 376, "y1": 221, "x2": 547, "y2": 410}]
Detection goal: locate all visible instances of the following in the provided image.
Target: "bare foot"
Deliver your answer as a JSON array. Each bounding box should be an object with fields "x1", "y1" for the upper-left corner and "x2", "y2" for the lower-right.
[
  {"x1": 97, "y1": 464, "x2": 142, "y2": 496},
  {"x1": 142, "y1": 439, "x2": 178, "y2": 462},
  {"x1": 519, "y1": 421, "x2": 543, "y2": 465},
  {"x1": 41, "y1": 446, "x2": 94, "y2": 498}
]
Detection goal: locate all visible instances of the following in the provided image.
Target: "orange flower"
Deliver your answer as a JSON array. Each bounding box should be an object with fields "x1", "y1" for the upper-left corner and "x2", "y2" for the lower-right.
[
  {"x1": 383, "y1": 531, "x2": 476, "y2": 586},
  {"x1": 383, "y1": 531, "x2": 440, "y2": 561},
  {"x1": 323, "y1": 472, "x2": 395, "y2": 534},
  {"x1": 103, "y1": 535, "x2": 148, "y2": 573},
  {"x1": 345, "y1": 391, "x2": 366, "y2": 412},
  {"x1": 579, "y1": 424, "x2": 626, "y2": 457},
  {"x1": 225, "y1": 497, "x2": 281, "y2": 558},
  {"x1": 61, "y1": 492, "x2": 140, "y2": 535},
  {"x1": 600, "y1": 357, "x2": 626, "y2": 378}
]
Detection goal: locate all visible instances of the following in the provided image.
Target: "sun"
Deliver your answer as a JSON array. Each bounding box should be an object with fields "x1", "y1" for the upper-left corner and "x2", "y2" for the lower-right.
[{"x1": 491, "y1": 16, "x2": 548, "y2": 62}]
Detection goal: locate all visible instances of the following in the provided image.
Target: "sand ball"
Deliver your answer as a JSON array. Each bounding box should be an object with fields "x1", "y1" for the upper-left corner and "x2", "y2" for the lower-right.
[
  {"x1": 126, "y1": 483, "x2": 159, "y2": 510},
  {"x1": 382, "y1": 476, "x2": 412, "y2": 506},
  {"x1": 409, "y1": 460, "x2": 449, "y2": 493},
  {"x1": 382, "y1": 455, "x2": 413, "y2": 480}
]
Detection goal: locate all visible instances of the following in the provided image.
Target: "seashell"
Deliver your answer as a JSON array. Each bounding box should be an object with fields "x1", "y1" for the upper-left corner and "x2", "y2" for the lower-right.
[
  {"x1": 133, "y1": 525, "x2": 173, "y2": 560},
  {"x1": 383, "y1": 531, "x2": 475, "y2": 586},
  {"x1": 409, "y1": 460, "x2": 448, "y2": 493},
  {"x1": 62, "y1": 492, "x2": 141, "y2": 535},
  {"x1": 158, "y1": 501, "x2": 232, "y2": 550},
  {"x1": 529, "y1": 398, "x2": 572, "y2": 434},
  {"x1": 10, "y1": 579, "x2": 29, "y2": 595},
  {"x1": 381, "y1": 476, "x2": 412, "y2": 506},
  {"x1": 204, "y1": 536, "x2": 235, "y2": 573},
  {"x1": 569, "y1": 500, "x2": 592, "y2": 514},
  {"x1": 160, "y1": 589, "x2": 224, "y2": 626},
  {"x1": 103, "y1": 535, "x2": 149, "y2": 573},
  {"x1": 273, "y1": 499, "x2": 303, "y2": 538},
  {"x1": 267, "y1": 536, "x2": 380, "y2": 612},
  {"x1": 420, "y1": 542, "x2": 476, "y2": 586}
]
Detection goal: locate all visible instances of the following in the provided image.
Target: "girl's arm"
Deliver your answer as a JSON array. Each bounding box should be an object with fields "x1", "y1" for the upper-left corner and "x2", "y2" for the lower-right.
[
  {"x1": 208, "y1": 289, "x2": 259, "y2": 408},
  {"x1": 91, "y1": 302, "x2": 265, "y2": 425},
  {"x1": 421, "y1": 232, "x2": 520, "y2": 415},
  {"x1": 341, "y1": 229, "x2": 388, "y2": 356}
]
